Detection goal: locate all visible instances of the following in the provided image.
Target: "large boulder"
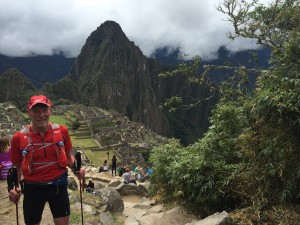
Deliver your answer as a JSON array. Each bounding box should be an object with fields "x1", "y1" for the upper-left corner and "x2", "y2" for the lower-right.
[
  {"x1": 187, "y1": 211, "x2": 230, "y2": 225},
  {"x1": 99, "y1": 211, "x2": 117, "y2": 225},
  {"x1": 116, "y1": 183, "x2": 138, "y2": 195},
  {"x1": 94, "y1": 180, "x2": 106, "y2": 190},
  {"x1": 137, "y1": 182, "x2": 150, "y2": 197},
  {"x1": 108, "y1": 179, "x2": 122, "y2": 187},
  {"x1": 96, "y1": 187, "x2": 124, "y2": 213}
]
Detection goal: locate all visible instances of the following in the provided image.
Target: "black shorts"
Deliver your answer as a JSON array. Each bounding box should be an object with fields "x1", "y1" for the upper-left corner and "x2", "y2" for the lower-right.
[{"x1": 23, "y1": 183, "x2": 70, "y2": 225}]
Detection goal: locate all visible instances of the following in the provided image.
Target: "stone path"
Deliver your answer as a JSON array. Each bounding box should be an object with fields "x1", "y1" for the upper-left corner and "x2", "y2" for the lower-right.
[{"x1": 1, "y1": 171, "x2": 230, "y2": 225}]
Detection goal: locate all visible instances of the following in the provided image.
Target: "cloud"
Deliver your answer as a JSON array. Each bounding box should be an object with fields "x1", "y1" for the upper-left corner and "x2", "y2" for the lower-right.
[{"x1": 0, "y1": 0, "x2": 268, "y2": 60}]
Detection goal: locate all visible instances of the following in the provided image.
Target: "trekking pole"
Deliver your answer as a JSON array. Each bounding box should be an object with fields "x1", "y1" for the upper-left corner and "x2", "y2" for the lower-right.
[
  {"x1": 74, "y1": 152, "x2": 84, "y2": 225},
  {"x1": 7, "y1": 167, "x2": 19, "y2": 225}
]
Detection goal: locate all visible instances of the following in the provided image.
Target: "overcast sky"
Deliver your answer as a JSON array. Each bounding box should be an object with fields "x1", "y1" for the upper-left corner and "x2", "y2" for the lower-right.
[{"x1": 0, "y1": 0, "x2": 269, "y2": 60}]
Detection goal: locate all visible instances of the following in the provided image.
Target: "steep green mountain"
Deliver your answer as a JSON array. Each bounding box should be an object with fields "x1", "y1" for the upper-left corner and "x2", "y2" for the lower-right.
[
  {"x1": 0, "y1": 68, "x2": 38, "y2": 110},
  {"x1": 50, "y1": 21, "x2": 169, "y2": 135},
  {"x1": 42, "y1": 77, "x2": 81, "y2": 104}
]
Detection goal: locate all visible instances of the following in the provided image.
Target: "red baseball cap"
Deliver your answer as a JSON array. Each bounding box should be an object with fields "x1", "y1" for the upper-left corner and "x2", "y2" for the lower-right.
[{"x1": 27, "y1": 95, "x2": 52, "y2": 109}]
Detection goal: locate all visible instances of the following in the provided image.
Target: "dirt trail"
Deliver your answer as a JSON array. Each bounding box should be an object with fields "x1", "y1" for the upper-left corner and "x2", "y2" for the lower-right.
[
  {"x1": 0, "y1": 180, "x2": 54, "y2": 225},
  {"x1": 1, "y1": 174, "x2": 144, "y2": 225},
  {"x1": 0, "y1": 170, "x2": 112, "y2": 225}
]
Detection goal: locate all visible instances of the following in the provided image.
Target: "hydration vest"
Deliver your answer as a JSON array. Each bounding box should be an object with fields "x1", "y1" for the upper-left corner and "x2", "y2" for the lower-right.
[{"x1": 19, "y1": 123, "x2": 68, "y2": 176}]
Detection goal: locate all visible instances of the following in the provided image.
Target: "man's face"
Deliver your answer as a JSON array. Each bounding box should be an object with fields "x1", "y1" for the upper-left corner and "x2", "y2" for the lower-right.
[{"x1": 27, "y1": 104, "x2": 52, "y2": 129}]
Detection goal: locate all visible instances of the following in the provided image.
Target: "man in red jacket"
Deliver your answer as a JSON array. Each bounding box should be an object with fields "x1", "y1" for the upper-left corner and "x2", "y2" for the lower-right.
[{"x1": 8, "y1": 95, "x2": 85, "y2": 225}]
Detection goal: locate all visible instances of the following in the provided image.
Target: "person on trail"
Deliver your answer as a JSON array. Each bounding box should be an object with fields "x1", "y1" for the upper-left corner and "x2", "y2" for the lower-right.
[
  {"x1": 8, "y1": 95, "x2": 85, "y2": 225},
  {"x1": 117, "y1": 165, "x2": 125, "y2": 176},
  {"x1": 138, "y1": 165, "x2": 145, "y2": 179},
  {"x1": 103, "y1": 160, "x2": 109, "y2": 171},
  {"x1": 111, "y1": 155, "x2": 117, "y2": 176},
  {"x1": 144, "y1": 165, "x2": 153, "y2": 180},
  {"x1": 86, "y1": 179, "x2": 94, "y2": 193},
  {"x1": 99, "y1": 159, "x2": 109, "y2": 172},
  {"x1": 0, "y1": 136, "x2": 12, "y2": 180},
  {"x1": 133, "y1": 164, "x2": 139, "y2": 176},
  {"x1": 123, "y1": 168, "x2": 136, "y2": 185},
  {"x1": 134, "y1": 164, "x2": 144, "y2": 181}
]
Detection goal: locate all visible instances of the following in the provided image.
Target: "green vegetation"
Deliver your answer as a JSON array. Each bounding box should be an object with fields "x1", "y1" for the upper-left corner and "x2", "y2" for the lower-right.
[
  {"x1": 150, "y1": 0, "x2": 300, "y2": 223},
  {"x1": 71, "y1": 137, "x2": 97, "y2": 148},
  {"x1": 64, "y1": 110, "x2": 77, "y2": 122},
  {"x1": 69, "y1": 211, "x2": 81, "y2": 224},
  {"x1": 50, "y1": 115, "x2": 69, "y2": 127},
  {"x1": 84, "y1": 149, "x2": 115, "y2": 166}
]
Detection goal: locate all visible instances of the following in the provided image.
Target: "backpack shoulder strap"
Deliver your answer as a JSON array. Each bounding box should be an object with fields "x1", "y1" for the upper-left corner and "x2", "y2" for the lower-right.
[
  {"x1": 20, "y1": 125, "x2": 30, "y2": 134},
  {"x1": 51, "y1": 123, "x2": 60, "y2": 130}
]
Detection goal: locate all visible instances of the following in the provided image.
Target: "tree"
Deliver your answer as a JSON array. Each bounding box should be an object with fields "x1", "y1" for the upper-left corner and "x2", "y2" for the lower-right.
[{"x1": 150, "y1": 0, "x2": 300, "y2": 222}]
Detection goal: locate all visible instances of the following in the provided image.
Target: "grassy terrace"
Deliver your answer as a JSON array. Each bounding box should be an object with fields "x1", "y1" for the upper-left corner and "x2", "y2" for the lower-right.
[
  {"x1": 64, "y1": 110, "x2": 77, "y2": 122},
  {"x1": 50, "y1": 114, "x2": 115, "y2": 166},
  {"x1": 84, "y1": 149, "x2": 115, "y2": 167},
  {"x1": 50, "y1": 115, "x2": 68, "y2": 126}
]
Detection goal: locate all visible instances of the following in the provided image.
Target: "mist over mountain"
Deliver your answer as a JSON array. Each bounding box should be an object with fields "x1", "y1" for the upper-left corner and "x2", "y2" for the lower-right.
[{"x1": 153, "y1": 46, "x2": 270, "y2": 68}]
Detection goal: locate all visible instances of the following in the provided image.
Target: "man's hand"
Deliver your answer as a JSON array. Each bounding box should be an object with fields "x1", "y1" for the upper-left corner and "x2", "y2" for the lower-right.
[
  {"x1": 9, "y1": 187, "x2": 22, "y2": 203},
  {"x1": 74, "y1": 168, "x2": 85, "y2": 180}
]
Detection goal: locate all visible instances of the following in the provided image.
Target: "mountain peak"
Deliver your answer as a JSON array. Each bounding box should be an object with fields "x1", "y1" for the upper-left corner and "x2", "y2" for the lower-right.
[
  {"x1": 68, "y1": 20, "x2": 143, "y2": 83},
  {"x1": 66, "y1": 20, "x2": 167, "y2": 134},
  {"x1": 87, "y1": 20, "x2": 129, "y2": 46}
]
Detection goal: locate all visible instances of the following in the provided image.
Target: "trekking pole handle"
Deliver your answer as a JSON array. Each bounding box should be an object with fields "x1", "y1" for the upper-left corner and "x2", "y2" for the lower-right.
[
  {"x1": 74, "y1": 152, "x2": 84, "y2": 225},
  {"x1": 73, "y1": 152, "x2": 82, "y2": 172},
  {"x1": 7, "y1": 167, "x2": 19, "y2": 192}
]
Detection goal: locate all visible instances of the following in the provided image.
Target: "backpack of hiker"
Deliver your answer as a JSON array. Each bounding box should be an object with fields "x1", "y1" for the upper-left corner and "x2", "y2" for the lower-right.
[{"x1": 18, "y1": 124, "x2": 67, "y2": 176}]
